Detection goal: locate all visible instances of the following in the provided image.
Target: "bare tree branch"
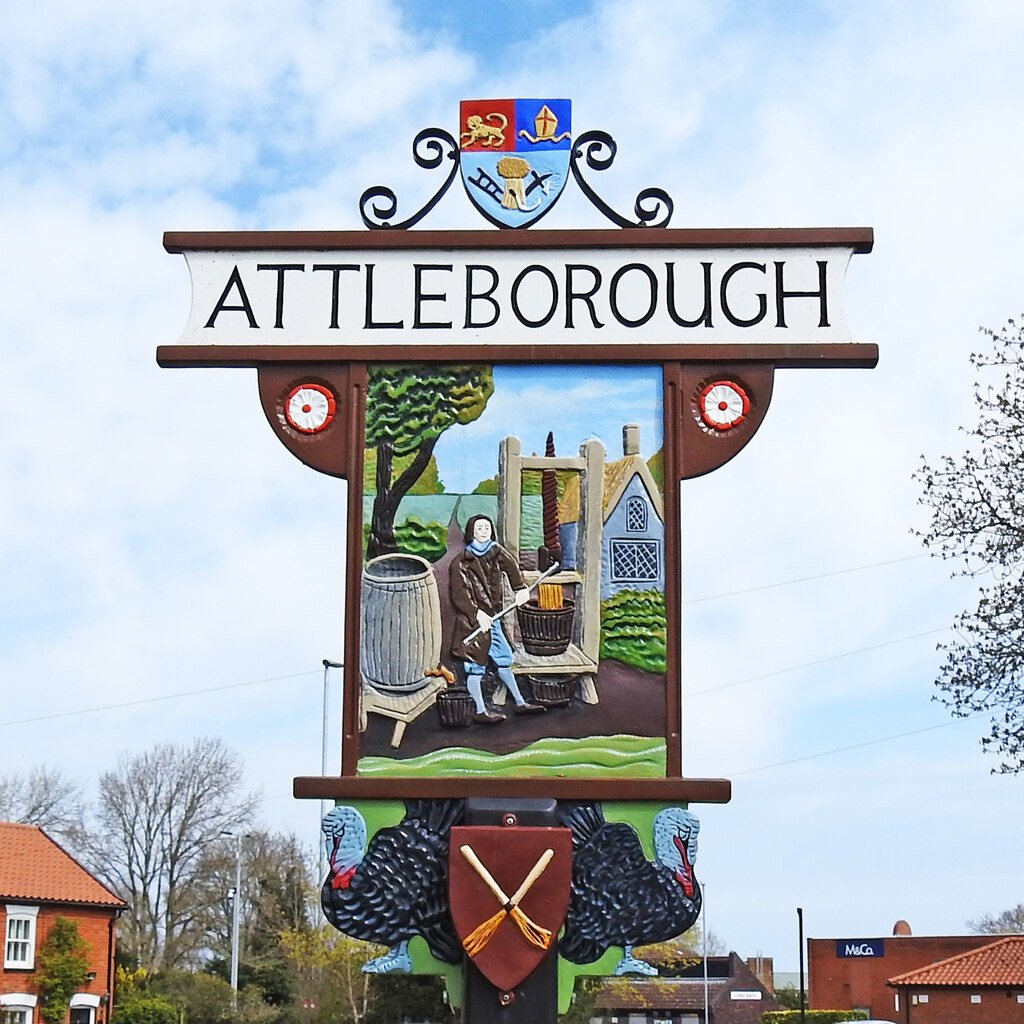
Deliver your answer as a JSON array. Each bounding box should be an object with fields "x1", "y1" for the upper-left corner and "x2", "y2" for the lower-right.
[{"x1": 83, "y1": 738, "x2": 258, "y2": 970}]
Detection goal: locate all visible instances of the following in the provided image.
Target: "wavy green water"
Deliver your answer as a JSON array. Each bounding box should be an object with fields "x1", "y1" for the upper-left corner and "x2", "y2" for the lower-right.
[{"x1": 357, "y1": 734, "x2": 666, "y2": 777}]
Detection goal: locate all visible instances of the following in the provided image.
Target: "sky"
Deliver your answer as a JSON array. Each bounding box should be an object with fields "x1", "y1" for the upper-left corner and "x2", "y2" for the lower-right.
[
  {"x1": 432, "y1": 364, "x2": 663, "y2": 494},
  {"x1": 2, "y1": 0, "x2": 1024, "y2": 977}
]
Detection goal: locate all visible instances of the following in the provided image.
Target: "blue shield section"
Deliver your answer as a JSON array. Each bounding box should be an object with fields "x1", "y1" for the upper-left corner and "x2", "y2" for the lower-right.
[{"x1": 460, "y1": 99, "x2": 572, "y2": 228}]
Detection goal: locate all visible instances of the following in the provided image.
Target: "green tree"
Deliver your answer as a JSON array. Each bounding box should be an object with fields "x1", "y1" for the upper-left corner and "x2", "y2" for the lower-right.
[
  {"x1": 365, "y1": 364, "x2": 493, "y2": 558},
  {"x1": 364, "y1": 975, "x2": 452, "y2": 1024},
  {"x1": 773, "y1": 984, "x2": 805, "y2": 1010},
  {"x1": 280, "y1": 926, "x2": 382, "y2": 1024},
  {"x1": 204, "y1": 831, "x2": 313, "y2": 1007},
  {"x1": 560, "y1": 977, "x2": 600, "y2": 1024},
  {"x1": 149, "y1": 971, "x2": 273, "y2": 1024},
  {"x1": 363, "y1": 450, "x2": 444, "y2": 497},
  {"x1": 916, "y1": 316, "x2": 1024, "y2": 772},
  {"x1": 35, "y1": 918, "x2": 90, "y2": 1024}
]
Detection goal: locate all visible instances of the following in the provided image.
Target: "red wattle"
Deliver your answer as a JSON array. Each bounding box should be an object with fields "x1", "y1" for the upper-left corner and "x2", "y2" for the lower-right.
[
  {"x1": 673, "y1": 835, "x2": 694, "y2": 896},
  {"x1": 331, "y1": 865, "x2": 356, "y2": 890}
]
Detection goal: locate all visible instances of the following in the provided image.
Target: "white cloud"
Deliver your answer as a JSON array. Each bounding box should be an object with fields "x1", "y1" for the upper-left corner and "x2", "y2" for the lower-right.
[{"x1": 2, "y1": 0, "x2": 1024, "y2": 973}]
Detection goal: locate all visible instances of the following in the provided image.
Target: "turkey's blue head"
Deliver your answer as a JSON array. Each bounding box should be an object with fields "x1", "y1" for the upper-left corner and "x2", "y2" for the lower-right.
[
  {"x1": 321, "y1": 805, "x2": 367, "y2": 890},
  {"x1": 652, "y1": 807, "x2": 700, "y2": 896}
]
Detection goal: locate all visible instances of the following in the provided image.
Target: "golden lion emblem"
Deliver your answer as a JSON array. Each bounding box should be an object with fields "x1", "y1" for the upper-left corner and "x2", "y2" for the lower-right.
[{"x1": 460, "y1": 112, "x2": 508, "y2": 149}]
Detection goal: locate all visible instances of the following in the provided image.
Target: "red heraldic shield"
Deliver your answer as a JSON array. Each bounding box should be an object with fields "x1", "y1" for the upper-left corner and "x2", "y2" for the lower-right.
[{"x1": 449, "y1": 825, "x2": 573, "y2": 992}]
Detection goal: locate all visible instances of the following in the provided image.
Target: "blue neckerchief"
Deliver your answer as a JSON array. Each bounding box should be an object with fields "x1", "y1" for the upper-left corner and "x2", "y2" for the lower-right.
[{"x1": 467, "y1": 538, "x2": 495, "y2": 557}]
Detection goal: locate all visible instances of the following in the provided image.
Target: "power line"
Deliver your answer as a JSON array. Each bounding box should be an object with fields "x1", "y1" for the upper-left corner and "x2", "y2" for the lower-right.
[
  {"x1": 0, "y1": 671, "x2": 318, "y2": 729},
  {"x1": 725, "y1": 709, "x2": 990, "y2": 778},
  {"x1": 684, "y1": 553, "x2": 929, "y2": 605},
  {"x1": 685, "y1": 627, "x2": 949, "y2": 697},
  {"x1": 0, "y1": 557, "x2": 941, "y2": 729},
  {"x1": 2, "y1": 627, "x2": 950, "y2": 728}
]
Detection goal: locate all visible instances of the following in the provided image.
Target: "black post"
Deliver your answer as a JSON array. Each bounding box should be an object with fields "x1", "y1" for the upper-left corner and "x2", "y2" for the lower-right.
[
  {"x1": 462, "y1": 798, "x2": 559, "y2": 1024},
  {"x1": 797, "y1": 906, "x2": 806, "y2": 1024}
]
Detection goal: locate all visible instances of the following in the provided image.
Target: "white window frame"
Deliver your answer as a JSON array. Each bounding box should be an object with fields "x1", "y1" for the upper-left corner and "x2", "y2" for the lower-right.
[
  {"x1": 1, "y1": 993, "x2": 37, "y2": 1024},
  {"x1": 4, "y1": 906, "x2": 39, "y2": 970},
  {"x1": 69, "y1": 994, "x2": 100, "y2": 1024}
]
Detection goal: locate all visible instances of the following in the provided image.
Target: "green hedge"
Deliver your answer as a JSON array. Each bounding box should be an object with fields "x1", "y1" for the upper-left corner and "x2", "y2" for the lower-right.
[
  {"x1": 600, "y1": 589, "x2": 667, "y2": 673},
  {"x1": 762, "y1": 1012, "x2": 866, "y2": 1024},
  {"x1": 363, "y1": 516, "x2": 448, "y2": 563}
]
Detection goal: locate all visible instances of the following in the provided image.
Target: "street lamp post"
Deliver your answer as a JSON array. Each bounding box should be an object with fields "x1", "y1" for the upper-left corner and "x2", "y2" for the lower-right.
[
  {"x1": 320, "y1": 659, "x2": 343, "y2": 879},
  {"x1": 797, "y1": 906, "x2": 806, "y2": 1024},
  {"x1": 222, "y1": 831, "x2": 242, "y2": 1009}
]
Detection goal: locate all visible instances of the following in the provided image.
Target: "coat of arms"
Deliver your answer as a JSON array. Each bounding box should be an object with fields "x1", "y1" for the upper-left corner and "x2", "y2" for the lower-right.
[
  {"x1": 459, "y1": 99, "x2": 572, "y2": 228},
  {"x1": 448, "y1": 824, "x2": 573, "y2": 992}
]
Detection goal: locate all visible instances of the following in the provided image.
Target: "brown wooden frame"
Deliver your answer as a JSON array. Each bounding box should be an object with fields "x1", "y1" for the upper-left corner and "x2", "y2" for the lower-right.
[{"x1": 159, "y1": 226, "x2": 876, "y2": 806}]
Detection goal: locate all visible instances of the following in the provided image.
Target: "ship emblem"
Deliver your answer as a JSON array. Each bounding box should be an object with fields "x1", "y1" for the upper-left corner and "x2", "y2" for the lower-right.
[{"x1": 459, "y1": 98, "x2": 572, "y2": 228}]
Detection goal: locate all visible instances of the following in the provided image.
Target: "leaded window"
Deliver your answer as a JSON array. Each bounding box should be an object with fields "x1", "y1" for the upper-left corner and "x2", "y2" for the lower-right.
[
  {"x1": 610, "y1": 539, "x2": 659, "y2": 581},
  {"x1": 625, "y1": 495, "x2": 647, "y2": 532}
]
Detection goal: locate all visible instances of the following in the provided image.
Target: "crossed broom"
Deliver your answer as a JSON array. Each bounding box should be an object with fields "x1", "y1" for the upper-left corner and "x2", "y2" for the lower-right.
[{"x1": 459, "y1": 844, "x2": 555, "y2": 956}]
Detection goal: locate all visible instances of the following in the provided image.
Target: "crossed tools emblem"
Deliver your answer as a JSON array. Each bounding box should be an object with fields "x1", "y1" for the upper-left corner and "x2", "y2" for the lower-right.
[{"x1": 459, "y1": 844, "x2": 555, "y2": 956}]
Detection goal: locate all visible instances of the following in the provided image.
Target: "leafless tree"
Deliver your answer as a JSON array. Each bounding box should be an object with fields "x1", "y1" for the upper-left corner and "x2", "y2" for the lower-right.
[
  {"x1": 85, "y1": 738, "x2": 258, "y2": 971},
  {"x1": 969, "y1": 903, "x2": 1024, "y2": 934},
  {"x1": 916, "y1": 316, "x2": 1024, "y2": 771},
  {"x1": 0, "y1": 766, "x2": 84, "y2": 847}
]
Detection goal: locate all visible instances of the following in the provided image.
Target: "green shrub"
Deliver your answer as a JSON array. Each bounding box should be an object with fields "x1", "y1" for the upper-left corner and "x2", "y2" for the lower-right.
[
  {"x1": 362, "y1": 517, "x2": 448, "y2": 563},
  {"x1": 395, "y1": 517, "x2": 447, "y2": 562},
  {"x1": 35, "y1": 918, "x2": 90, "y2": 1024},
  {"x1": 110, "y1": 995, "x2": 179, "y2": 1024}
]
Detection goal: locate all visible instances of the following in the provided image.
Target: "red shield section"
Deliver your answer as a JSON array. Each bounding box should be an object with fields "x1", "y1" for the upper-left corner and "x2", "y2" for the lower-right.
[{"x1": 449, "y1": 825, "x2": 572, "y2": 992}]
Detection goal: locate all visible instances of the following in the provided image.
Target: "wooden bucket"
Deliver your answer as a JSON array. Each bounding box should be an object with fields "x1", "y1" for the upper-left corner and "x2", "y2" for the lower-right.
[
  {"x1": 516, "y1": 600, "x2": 575, "y2": 656},
  {"x1": 360, "y1": 553, "x2": 442, "y2": 693},
  {"x1": 527, "y1": 674, "x2": 574, "y2": 706},
  {"x1": 436, "y1": 688, "x2": 476, "y2": 728}
]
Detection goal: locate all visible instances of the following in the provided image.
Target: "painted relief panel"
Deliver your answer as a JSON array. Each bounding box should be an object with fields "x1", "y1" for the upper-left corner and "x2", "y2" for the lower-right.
[
  {"x1": 357, "y1": 363, "x2": 667, "y2": 778},
  {"x1": 319, "y1": 799, "x2": 701, "y2": 1004}
]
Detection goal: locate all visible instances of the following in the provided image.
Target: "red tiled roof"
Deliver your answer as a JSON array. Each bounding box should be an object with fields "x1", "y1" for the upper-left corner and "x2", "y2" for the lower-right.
[
  {"x1": 0, "y1": 822, "x2": 124, "y2": 907},
  {"x1": 887, "y1": 935, "x2": 1024, "y2": 987}
]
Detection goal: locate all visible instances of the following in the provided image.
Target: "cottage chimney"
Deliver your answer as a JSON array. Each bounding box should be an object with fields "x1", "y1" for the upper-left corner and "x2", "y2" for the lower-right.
[{"x1": 622, "y1": 423, "x2": 640, "y2": 456}]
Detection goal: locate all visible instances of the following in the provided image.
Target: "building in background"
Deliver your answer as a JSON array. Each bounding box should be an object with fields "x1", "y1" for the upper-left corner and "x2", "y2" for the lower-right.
[
  {"x1": 808, "y1": 920, "x2": 1009, "y2": 1020},
  {"x1": 590, "y1": 951, "x2": 781, "y2": 1024},
  {"x1": 886, "y1": 935, "x2": 1024, "y2": 1022},
  {"x1": 1, "y1": 823, "x2": 125, "y2": 1024}
]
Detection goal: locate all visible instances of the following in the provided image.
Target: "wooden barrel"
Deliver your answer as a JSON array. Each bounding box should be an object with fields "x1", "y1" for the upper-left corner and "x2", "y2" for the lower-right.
[{"x1": 360, "y1": 553, "x2": 442, "y2": 693}]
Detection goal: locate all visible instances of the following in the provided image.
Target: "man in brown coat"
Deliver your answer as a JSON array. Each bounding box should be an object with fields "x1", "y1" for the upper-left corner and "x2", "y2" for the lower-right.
[{"x1": 449, "y1": 514, "x2": 545, "y2": 723}]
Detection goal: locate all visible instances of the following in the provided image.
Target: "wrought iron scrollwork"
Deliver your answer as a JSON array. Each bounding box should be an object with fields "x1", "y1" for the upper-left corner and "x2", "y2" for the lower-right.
[
  {"x1": 570, "y1": 130, "x2": 674, "y2": 229},
  {"x1": 359, "y1": 128, "x2": 459, "y2": 230}
]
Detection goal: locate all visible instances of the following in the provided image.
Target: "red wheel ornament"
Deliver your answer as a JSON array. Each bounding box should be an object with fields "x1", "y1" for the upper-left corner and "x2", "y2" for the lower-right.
[
  {"x1": 698, "y1": 381, "x2": 749, "y2": 431},
  {"x1": 285, "y1": 384, "x2": 336, "y2": 434}
]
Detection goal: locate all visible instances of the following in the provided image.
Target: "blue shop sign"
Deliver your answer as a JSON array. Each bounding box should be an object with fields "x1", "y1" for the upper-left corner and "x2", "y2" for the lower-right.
[{"x1": 836, "y1": 939, "x2": 884, "y2": 958}]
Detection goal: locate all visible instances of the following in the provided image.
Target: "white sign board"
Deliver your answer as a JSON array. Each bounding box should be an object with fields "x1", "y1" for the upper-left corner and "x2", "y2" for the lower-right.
[{"x1": 171, "y1": 240, "x2": 861, "y2": 347}]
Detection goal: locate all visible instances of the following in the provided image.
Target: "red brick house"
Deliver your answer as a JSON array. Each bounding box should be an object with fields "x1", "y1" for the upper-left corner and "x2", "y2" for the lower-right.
[
  {"x1": 808, "y1": 925, "x2": 999, "y2": 1019},
  {"x1": 886, "y1": 935, "x2": 1024, "y2": 1023},
  {"x1": 591, "y1": 952, "x2": 781, "y2": 1023},
  {"x1": 1, "y1": 823, "x2": 125, "y2": 1024}
]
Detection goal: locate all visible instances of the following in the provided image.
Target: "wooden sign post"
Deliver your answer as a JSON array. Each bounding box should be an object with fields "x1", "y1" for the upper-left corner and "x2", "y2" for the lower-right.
[{"x1": 159, "y1": 98, "x2": 874, "y2": 1022}]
